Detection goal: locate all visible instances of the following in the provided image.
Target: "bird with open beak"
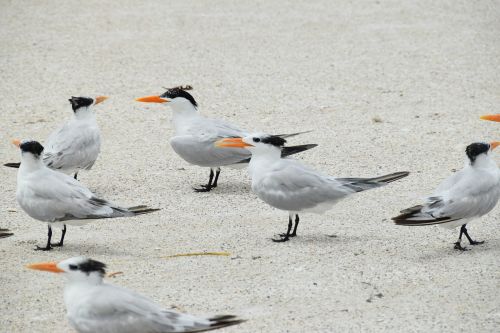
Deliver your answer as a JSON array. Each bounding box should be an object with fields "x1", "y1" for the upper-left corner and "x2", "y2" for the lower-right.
[{"x1": 4, "y1": 96, "x2": 108, "y2": 180}]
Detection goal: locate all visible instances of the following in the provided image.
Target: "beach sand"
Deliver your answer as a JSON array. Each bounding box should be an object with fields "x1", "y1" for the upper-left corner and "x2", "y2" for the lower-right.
[{"x1": 1, "y1": 1, "x2": 499, "y2": 332}]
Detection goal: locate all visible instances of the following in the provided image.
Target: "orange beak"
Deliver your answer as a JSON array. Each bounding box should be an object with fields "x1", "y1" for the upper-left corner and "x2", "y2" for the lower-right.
[
  {"x1": 215, "y1": 137, "x2": 253, "y2": 148},
  {"x1": 135, "y1": 95, "x2": 170, "y2": 103},
  {"x1": 26, "y1": 261, "x2": 64, "y2": 273},
  {"x1": 11, "y1": 139, "x2": 21, "y2": 147},
  {"x1": 94, "y1": 96, "x2": 108, "y2": 105},
  {"x1": 480, "y1": 114, "x2": 500, "y2": 122},
  {"x1": 490, "y1": 141, "x2": 500, "y2": 150}
]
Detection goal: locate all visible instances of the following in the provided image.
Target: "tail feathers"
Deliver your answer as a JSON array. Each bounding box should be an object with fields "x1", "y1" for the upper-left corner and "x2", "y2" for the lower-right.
[
  {"x1": 338, "y1": 171, "x2": 409, "y2": 192},
  {"x1": 0, "y1": 228, "x2": 13, "y2": 239},
  {"x1": 205, "y1": 315, "x2": 246, "y2": 331},
  {"x1": 127, "y1": 205, "x2": 161, "y2": 215},
  {"x1": 392, "y1": 205, "x2": 456, "y2": 226},
  {"x1": 281, "y1": 144, "x2": 318, "y2": 157},
  {"x1": 275, "y1": 130, "x2": 313, "y2": 138},
  {"x1": 4, "y1": 162, "x2": 20, "y2": 168}
]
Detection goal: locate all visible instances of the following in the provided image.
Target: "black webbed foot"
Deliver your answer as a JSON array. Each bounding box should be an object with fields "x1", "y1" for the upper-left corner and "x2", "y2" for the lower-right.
[
  {"x1": 469, "y1": 240, "x2": 484, "y2": 246},
  {"x1": 272, "y1": 237, "x2": 290, "y2": 243},
  {"x1": 193, "y1": 185, "x2": 213, "y2": 192},
  {"x1": 453, "y1": 242, "x2": 469, "y2": 251},
  {"x1": 35, "y1": 245, "x2": 53, "y2": 251}
]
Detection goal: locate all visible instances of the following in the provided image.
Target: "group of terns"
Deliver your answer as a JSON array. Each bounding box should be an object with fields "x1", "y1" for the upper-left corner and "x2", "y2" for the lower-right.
[{"x1": 4, "y1": 85, "x2": 499, "y2": 332}]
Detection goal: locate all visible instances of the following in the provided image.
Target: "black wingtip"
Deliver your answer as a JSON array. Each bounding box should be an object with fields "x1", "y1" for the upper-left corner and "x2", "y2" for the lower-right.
[
  {"x1": 281, "y1": 143, "x2": 318, "y2": 157},
  {"x1": 209, "y1": 315, "x2": 246, "y2": 330},
  {"x1": 4, "y1": 162, "x2": 21, "y2": 168},
  {"x1": 128, "y1": 206, "x2": 161, "y2": 215},
  {"x1": 275, "y1": 130, "x2": 313, "y2": 138}
]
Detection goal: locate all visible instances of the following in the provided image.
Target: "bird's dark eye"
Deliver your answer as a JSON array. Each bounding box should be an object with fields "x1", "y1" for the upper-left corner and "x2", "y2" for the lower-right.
[
  {"x1": 253, "y1": 138, "x2": 261, "y2": 143},
  {"x1": 69, "y1": 264, "x2": 78, "y2": 270}
]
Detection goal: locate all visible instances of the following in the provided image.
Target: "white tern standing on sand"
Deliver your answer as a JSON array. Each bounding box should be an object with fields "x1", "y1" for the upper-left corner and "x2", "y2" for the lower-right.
[
  {"x1": 216, "y1": 133, "x2": 410, "y2": 242},
  {"x1": 393, "y1": 141, "x2": 500, "y2": 250},
  {"x1": 5, "y1": 96, "x2": 107, "y2": 180},
  {"x1": 135, "y1": 86, "x2": 316, "y2": 192},
  {"x1": 14, "y1": 139, "x2": 159, "y2": 251},
  {"x1": 27, "y1": 257, "x2": 245, "y2": 333}
]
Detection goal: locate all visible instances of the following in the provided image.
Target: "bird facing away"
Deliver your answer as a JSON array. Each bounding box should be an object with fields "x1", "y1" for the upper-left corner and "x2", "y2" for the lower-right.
[
  {"x1": 4, "y1": 96, "x2": 107, "y2": 180},
  {"x1": 14, "y1": 139, "x2": 160, "y2": 251},
  {"x1": 135, "y1": 86, "x2": 316, "y2": 192},
  {"x1": 480, "y1": 114, "x2": 500, "y2": 122},
  {"x1": 216, "y1": 134, "x2": 410, "y2": 242},
  {"x1": 392, "y1": 141, "x2": 500, "y2": 250},
  {"x1": 27, "y1": 257, "x2": 245, "y2": 333}
]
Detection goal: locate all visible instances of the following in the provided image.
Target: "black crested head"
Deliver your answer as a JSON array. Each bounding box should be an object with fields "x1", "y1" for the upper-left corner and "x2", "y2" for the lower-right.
[
  {"x1": 69, "y1": 96, "x2": 94, "y2": 112},
  {"x1": 260, "y1": 135, "x2": 287, "y2": 147},
  {"x1": 466, "y1": 142, "x2": 490, "y2": 163},
  {"x1": 69, "y1": 259, "x2": 107, "y2": 276},
  {"x1": 20, "y1": 140, "x2": 44, "y2": 157},
  {"x1": 160, "y1": 85, "x2": 197, "y2": 107}
]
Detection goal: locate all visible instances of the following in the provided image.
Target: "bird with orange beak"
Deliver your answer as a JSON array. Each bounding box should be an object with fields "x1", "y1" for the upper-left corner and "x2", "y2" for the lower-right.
[
  {"x1": 4, "y1": 96, "x2": 108, "y2": 180},
  {"x1": 27, "y1": 256, "x2": 245, "y2": 333},
  {"x1": 480, "y1": 114, "x2": 500, "y2": 122},
  {"x1": 136, "y1": 86, "x2": 316, "y2": 192},
  {"x1": 393, "y1": 141, "x2": 500, "y2": 250},
  {"x1": 216, "y1": 133, "x2": 409, "y2": 242},
  {"x1": 13, "y1": 139, "x2": 159, "y2": 251}
]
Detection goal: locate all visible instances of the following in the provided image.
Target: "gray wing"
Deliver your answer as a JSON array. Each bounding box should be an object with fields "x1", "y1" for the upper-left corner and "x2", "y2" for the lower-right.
[
  {"x1": 170, "y1": 135, "x2": 251, "y2": 167},
  {"x1": 70, "y1": 284, "x2": 239, "y2": 333},
  {"x1": 16, "y1": 168, "x2": 130, "y2": 222},
  {"x1": 394, "y1": 167, "x2": 500, "y2": 225},
  {"x1": 253, "y1": 160, "x2": 354, "y2": 212},
  {"x1": 43, "y1": 121, "x2": 100, "y2": 172}
]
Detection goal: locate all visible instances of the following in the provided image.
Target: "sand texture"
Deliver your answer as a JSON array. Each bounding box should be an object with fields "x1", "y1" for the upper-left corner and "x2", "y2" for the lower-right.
[{"x1": 1, "y1": 0, "x2": 499, "y2": 332}]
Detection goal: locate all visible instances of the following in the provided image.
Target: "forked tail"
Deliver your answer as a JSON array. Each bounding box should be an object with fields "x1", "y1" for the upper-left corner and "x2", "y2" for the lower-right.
[{"x1": 338, "y1": 171, "x2": 410, "y2": 192}]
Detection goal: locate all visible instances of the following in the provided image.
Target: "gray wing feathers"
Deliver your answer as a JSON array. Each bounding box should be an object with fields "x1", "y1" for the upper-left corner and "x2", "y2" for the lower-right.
[
  {"x1": 44, "y1": 122, "x2": 100, "y2": 172},
  {"x1": 71, "y1": 284, "x2": 243, "y2": 333}
]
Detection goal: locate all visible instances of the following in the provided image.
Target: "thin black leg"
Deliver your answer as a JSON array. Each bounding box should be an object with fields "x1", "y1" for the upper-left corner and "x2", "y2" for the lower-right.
[
  {"x1": 454, "y1": 225, "x2": 468, "y2": 251},
  {"x1": 35, "y1": 225, "x2": 53, "y2": 251},
  {"x1": 51, "y1": 224, "x2": 67, "y2": 247},
  {"x1": 194, "y1": 169, "x2": 215, "y2": 192},
  {"x1": 212, "y1": 168, "x2": 221, "y2": 188},
  {"x1": 462, "y1": 224, "x2": 484, "y2": 246},
  {"x1": 73, "y1": 172, "x2": 78, "y2": 180},
  {"x1": 290, "y1": 214, "x2": 300, "y2": 237},
  {"x1": 273, "y1": 215, "x2": 293, "y2": 242}
]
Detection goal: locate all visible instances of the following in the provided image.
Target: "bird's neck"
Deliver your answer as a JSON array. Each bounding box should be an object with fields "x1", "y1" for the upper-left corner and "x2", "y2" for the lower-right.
[
  {"x1": 74, "y1": 107, "x2": 95, "y2": 121},
  {"x1": 171, "y1": 104, "x2": 200, "y2": 134},
  {"x1": 470, "y1": 154, "x2": 497, "y2": 170},
  {"x1": 19, "y1": 154, "x2": 44, "y2": 173},
  {"x1": 248, "y1": 149, "x2": 282, "y2": 178}
]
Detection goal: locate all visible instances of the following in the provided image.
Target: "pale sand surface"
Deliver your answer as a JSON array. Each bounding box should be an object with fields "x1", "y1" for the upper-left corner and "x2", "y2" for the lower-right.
[{"x1": 1, "y1": 1, "x2": 499, "y2": 332}]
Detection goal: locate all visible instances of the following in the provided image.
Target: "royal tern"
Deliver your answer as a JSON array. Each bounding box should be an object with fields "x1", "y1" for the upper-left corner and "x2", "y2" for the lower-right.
[
  {"x1": 27, "y1": 257, "x2": 245, "y2": 333},
  {"x1": 136, "y1": 86, "x2": 316, "y2": 192},
  {"x1": 216, "y1": 134, "x2": 410, "y2": 242},
  {"x1": 392, "y1": 141, "x2": 500, "y2": 250},
  {"x1": 14, "y1": 139, "x2": 159, "y2": 251},
  {"x1": 480, "y1": 114, "x2": 500, "y2": 122},
  {"x1": 5, "y1": 96, "x2": 107, "y2": 180}
]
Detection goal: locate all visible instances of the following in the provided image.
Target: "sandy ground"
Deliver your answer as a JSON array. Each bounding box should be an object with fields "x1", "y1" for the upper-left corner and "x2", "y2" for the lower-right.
[{"x1": 1, "y1": 0, "x2": 499, "y2": 332}]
